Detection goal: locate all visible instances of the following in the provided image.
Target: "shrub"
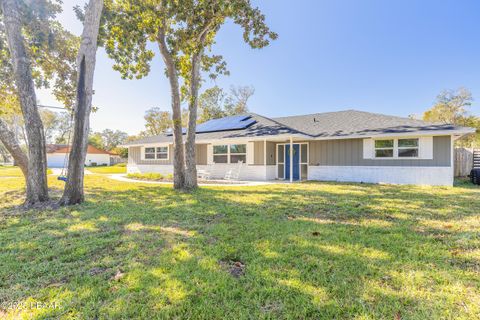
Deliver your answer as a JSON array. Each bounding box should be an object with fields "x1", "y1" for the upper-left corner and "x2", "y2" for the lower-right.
[{"x1": 114, "y1": 163, "x2": 127, "y2": 167}]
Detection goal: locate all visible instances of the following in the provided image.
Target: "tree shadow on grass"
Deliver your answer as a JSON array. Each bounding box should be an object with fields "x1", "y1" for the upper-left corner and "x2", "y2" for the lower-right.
[{"x1": 0, "y1": 177, "x2": 479, "y2": 318}]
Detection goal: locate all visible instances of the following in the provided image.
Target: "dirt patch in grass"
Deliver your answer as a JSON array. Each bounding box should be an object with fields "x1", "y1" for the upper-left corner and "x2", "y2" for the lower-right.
[{"x1": 220, "y1": 260, "x2": 246, "y2": 278}]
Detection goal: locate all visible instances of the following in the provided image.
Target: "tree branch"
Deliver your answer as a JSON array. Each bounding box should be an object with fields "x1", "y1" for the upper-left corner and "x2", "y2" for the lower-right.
[{"x1": 0, "y1": 117, "x2": 28, "y2": 176}]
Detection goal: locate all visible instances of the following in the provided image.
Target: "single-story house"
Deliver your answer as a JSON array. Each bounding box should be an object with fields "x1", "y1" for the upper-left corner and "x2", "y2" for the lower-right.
[
  {"x1": 46, "y1": 144, "x2": 120, "y2": 167},
  {"x1": 123, "y1": 110, "x2": 475, "y2": 186}
]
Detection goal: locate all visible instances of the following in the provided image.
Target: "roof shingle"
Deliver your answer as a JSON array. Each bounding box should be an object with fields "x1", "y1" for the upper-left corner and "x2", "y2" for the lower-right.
[{"x1": 124, "y1": 109, "x2": 474, "y2": 145}]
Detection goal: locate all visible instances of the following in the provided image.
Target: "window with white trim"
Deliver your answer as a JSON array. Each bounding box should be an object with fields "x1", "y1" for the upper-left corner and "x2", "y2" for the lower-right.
[
  {"x1": 144, "y1": 147, "x2": 156, "y2": 159},
  {"x1": 213, "y1": 145, "x2": 228, "y2": 163},
  {"x1": 144, "y1": 146, "x2": 169, "y2": 160},
  {"x1": 374, "y1": 139, "x2": 394, "y2": 158},
  {"x1": 156, "y1": 146, "x2": 168, "y2": 159},
  {"x1": 213, "y1": 144, "x2": 247, "y2": 163},
  {"x1": 374, "y1": 138, "x2": 419, "y2": 158},
  {"x1": 230, "y1": 144, "x2": 246, "y2": 163},
  {"x1": 398, "y1": 138, "x2": 418, "y2": 157}
]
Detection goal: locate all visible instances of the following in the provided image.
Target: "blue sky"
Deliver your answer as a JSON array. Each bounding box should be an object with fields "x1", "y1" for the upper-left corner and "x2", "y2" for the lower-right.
[{"x1": 37, "y1": 0, "x2": 480, "y2": 135}]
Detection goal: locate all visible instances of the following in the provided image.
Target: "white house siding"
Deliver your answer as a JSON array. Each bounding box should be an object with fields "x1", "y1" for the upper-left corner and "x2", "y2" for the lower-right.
[
  {"x1": 127, "y1": 164, "x2": 277, "y2": 181},
  {"x1": 47, "y1": 153, "x2": 110, "y2": 167},
  {"x1": 308, "y1": 166, "x2": 453, "y2": 186},
  {"x1": 46, "y1": 154, "x2": 67, "y2": 168},
  {"x1": 127, "y1": 164, "x2": 174, "y2": 175},
  {"x1": 84, "y1": 154, "x2": 111, "y2": 166}
]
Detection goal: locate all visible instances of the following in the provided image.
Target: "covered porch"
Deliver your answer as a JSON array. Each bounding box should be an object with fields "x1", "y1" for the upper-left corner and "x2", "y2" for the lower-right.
[{"x1": 200, "y1": 136, "x2": 309, "y2": 182}]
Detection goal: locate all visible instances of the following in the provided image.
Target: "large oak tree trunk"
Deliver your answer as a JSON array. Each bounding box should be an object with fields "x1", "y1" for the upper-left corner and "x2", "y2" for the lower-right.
[
  {"x1": 184, "y1": 53, "x2": 202, "y2": 190},
  {"x1": 2, "y1": 0, "x2": 48, "y2": 205},
  {"x1": 157, "y1": 30, "x2": 185, "y2": 190},
  {"x1": 59, "y1": 0, "x2": 103, "y2": 206}
]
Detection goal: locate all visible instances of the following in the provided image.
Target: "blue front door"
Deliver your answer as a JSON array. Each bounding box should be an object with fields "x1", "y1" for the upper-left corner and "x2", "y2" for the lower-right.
[{"x1": 285, "y1": 144, "x2": 300, "y2": 180}]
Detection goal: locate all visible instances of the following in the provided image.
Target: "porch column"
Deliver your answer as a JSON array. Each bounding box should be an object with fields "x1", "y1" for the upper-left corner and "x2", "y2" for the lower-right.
[{"x1": 289, "y1": 136, "x2": 293, "y2": 182}]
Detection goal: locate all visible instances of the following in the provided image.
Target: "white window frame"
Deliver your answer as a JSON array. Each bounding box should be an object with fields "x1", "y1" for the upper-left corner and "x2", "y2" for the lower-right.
[
  {"x1": 142, "y1": 145, "x2": 169, "y2": 161},
  {"x1": 397, "y1": 138, "x2": 419, "y2": 158},
  {"x1": 156, "y1": 146, "x2": 169, "y2": 160},
  {"x1": 212, "y1": 144, "x2": 247, "y2": 164},
  {"x1": 373, "y1": 138, "x2": 420, "y2": 159},
  {"x1": 213, "y1": 144, "x2": 228, "y2": 163},
  {"x1": 229, "y1": 144, "x2": 247, "y2": 164}
]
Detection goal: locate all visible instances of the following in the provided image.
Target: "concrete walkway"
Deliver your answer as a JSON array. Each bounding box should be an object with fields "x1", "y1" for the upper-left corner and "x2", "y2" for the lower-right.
[
  {"x1": 107, "y1": 174, "x2": 281, "y2": 187},
  {"x1": 50, "y1": 168, "x2": 92, "y2": 175}
]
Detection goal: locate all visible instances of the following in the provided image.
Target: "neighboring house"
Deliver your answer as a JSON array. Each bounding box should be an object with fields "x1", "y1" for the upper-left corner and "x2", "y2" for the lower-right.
[
  {"x1": 123, "y1": 110, "x2": 475, "y2": 186},
  {"x1": 46, "y1": 144, "x2": 119, "y2": 167}
]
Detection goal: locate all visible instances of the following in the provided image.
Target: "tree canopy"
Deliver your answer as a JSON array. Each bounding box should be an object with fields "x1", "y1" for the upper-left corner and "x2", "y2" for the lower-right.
[
  {"x1": 198, "y1": 85, "x2": 254, "y2": 123},
  {"x1": 0, "y1": 2, "x2": 79, "y2": 114},
  {"x1": 423, "y1": 88, "x2": 479, "y2": 147},
  {"x1": 102, "y1": 0, "x2": 276, "y2": 189},
  {"x1": 89, "y1": 129, "x2": 128, "y2": 151}
]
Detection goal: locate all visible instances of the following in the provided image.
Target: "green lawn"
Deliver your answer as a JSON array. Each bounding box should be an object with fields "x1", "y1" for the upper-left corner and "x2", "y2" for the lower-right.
[
  {"x1": 0, "y1": 166, "x2": 52, "y2": 177},
  {"x1": 0, "y1": 165, "x2": 23, "y2": 177},
  {"x1": 0, "y1": 175, "x2": 479, "y2": 319},
  {"x1": 87, "y1": 165, "x2": 127, "y2": 174}
]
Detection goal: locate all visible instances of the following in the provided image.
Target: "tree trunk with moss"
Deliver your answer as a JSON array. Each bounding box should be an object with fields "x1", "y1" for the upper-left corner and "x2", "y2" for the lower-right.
[
  {"x1": 157, "y1": 30, "x2": 186, "y2": 190},
  {"x1": 1, "y1": 0, "x2": 48, "y2": 206},
  {"x1": 59, "y1": 0, "x2": 104, "y2": 205},
  {"x1": 184, "y1": 52, "x2": 203, "y2": 190}
]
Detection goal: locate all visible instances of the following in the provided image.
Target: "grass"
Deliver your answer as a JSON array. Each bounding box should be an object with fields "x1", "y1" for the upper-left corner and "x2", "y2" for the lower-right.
[
  {"x1": 87, "y1": 165, "x2": 127, "y2": 174},
  {"x1": 127, "y1": 172, "x2": 173, "y2": 181},
  {"x1": 0, "y1": 175, "x2": 479, "y2": 319},
  {"x1": 0, "y1": 166, "x2": 52, "y2": 177},
  {"x1": 0, "y1": 165, "x2": 24, "y2": 177}
]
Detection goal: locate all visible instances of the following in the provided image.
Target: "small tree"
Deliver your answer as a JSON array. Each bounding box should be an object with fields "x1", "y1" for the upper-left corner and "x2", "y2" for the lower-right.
[
  {"x1": 198, "y1": 85, "x2": 254, "y2": 123},
  {"x1": 144, "y1": 107, "x2": 172, "y2": 135},
  {"x1": 423, "y1": 88, "x2": 473, "y2": 124},
  {"x1": 89, "y1": 128, "x2": 128, "y2": 150},
  {"x1": 224, "y1": 85, "x2": 254, "y2": 116},
  {"x1": 423, "y1": 88, "x2": 480, "y2": 147}
]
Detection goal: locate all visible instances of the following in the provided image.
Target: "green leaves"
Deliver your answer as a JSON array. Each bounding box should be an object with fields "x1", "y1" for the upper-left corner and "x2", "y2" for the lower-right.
[
  {"x1": 0, "y1": 1, "x2": 79, "y2": 111},
  {"x1": 102, "y1": 0, "x2": 277, "y2": 84}
]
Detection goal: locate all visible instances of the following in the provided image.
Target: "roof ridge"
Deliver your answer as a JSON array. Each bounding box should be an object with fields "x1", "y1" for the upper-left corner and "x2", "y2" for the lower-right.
[
  {"x1": 272, "y1": 109, "x2": 445, "y2": 126},
  {"x1": 272, "y1": 109, "x2": 358, "y2": 120},
  {"x1": 249, "y1": 112, "x2": 307, "y2": 135}
]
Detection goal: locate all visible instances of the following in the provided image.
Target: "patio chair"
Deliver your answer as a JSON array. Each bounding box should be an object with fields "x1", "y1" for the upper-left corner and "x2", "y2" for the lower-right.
[
  {"x1": 224, "y1": 161, "x2": 243, "y2": 181},
  {"x1": 197, "y1": 165, "x2": 212, "y2": 180}
]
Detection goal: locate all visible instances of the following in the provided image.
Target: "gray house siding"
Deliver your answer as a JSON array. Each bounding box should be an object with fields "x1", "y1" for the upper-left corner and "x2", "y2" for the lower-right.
[
  {"x1": 308, "y1": 136, "x2": 451, "y2": 167},
  {"x1": 129, "y1": 144, "x2": 207, "y2": 165},
  {"x1": 253, "y1": 141, "x2": 276, "y2": 165},
  {"x1": 129, "y1": 135, "x2": 451, "y2": 168},
  {"x1": 129, "y1": 145, "x2": 173, "y2": 165},
  {"x1": 196, "y1": 144, "x2": 208, "y2": 165}
]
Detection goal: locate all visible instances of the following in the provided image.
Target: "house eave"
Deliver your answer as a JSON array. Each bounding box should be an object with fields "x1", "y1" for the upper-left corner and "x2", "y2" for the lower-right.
[
  {"x1": 120, "y1": 128, "x2": 476, "y2": 147},
  {"x1": 121, "y1": 133, "x2": 311, "y2": 147},
  {"x1": 310, "y1": 128, "x2": 476, "y2": 140}
]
